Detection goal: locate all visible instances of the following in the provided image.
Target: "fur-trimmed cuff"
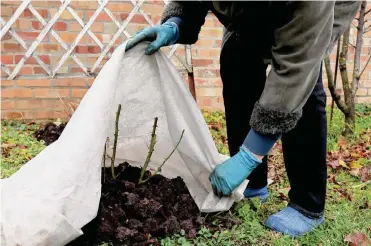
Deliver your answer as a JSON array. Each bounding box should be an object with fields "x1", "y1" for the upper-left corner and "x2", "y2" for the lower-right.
[
  {"x1": 161, "y1": 2, "x2": 184, "y2": 23},
  {"x1": 250, "y1": 102, "x2": 302, "y2": 135}
]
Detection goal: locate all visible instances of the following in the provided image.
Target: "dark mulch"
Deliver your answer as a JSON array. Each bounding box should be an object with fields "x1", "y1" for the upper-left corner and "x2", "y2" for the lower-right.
[
  {"x1": 67, "y1": 163, "x2": 207, "y2": 246},
  {"x1": 34, "y1": 122, "x2": 66, "y2": 145}
]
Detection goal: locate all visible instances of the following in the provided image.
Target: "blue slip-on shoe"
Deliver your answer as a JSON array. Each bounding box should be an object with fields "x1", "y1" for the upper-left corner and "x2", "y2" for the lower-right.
[
  {"x1": 264, "y1": 206, "x2": 324, "y2": 237},
  {"x1": 243, "y1": 186, "x2": 269, "y2": 202}
]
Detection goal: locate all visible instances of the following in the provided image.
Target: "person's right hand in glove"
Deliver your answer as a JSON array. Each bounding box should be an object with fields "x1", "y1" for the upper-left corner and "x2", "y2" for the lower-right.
[
  {"x1": 209, "y1": 129, "x2": 280, "y2": 197},
  {"x1": 125, "y1": 17, "x2": 182, "y2": 55}
]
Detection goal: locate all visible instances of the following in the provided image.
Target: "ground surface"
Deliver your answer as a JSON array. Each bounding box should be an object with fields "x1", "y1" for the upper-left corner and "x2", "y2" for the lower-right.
[{"x1": 1, "y1": 105, "x2": 370, "y2": 245}]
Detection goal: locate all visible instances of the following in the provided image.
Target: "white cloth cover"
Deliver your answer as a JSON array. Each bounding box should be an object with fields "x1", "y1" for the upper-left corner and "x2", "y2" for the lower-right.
[{"x1": 0, "y1": 43, "x2": 248, "y2": 246}]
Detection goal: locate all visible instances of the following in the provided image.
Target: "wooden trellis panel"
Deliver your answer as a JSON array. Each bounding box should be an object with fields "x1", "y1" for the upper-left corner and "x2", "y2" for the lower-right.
[{"x1": 0, "y1": 0, "x2": 193, "y2": 80}]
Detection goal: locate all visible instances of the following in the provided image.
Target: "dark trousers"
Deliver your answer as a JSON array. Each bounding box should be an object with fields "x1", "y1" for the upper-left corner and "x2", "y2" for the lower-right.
[{"x1": 220, "y1": 33, "x2": 327, "y2": 216}]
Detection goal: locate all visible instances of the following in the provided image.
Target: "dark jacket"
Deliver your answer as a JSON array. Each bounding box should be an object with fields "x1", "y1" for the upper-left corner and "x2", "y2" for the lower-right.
[{"x1": 161, "y1": 1, "x2": 360, "y2": 134}]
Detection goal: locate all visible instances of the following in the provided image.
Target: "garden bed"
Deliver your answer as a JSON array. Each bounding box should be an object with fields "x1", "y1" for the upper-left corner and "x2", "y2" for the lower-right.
[{"x1": 67, "y1": 163, "x2": 204, "y2": 246}]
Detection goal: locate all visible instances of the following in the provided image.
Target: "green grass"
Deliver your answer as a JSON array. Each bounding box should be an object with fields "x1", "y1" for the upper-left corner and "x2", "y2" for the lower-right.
[
  {"x1": 1, "y1": 104, "x2": 371, "y2": 245},
  {"x1": 1, "y1": 121, "x2": 45, "y2": 178}
]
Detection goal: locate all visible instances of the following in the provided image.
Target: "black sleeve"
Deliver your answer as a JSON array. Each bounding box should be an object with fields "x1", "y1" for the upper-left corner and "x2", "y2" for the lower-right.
[{"x1": 161, "y1": 1, "x2": 210, "y2": 44}]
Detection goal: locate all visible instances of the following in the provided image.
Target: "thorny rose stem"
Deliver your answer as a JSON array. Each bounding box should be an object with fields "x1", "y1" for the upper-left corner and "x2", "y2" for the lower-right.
[
  {"x1": 111, "y1": 104, "x2": 121, "y2": 179},
  {"x1": 139, "y1": 117, "x2": 158, "y2": 183}
]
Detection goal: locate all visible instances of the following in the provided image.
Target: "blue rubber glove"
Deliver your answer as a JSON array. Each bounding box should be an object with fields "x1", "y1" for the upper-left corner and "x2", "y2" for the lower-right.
[
  {"x1": 125, "y1": 18, "x2": 180, "y2": 55},
  {"x1": 209, "y1": 146, "x2": 262, "y2": 197}
]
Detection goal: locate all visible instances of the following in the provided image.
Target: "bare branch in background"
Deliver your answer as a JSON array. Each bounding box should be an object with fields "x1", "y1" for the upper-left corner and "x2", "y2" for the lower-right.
[
  {"x1": 324, "y1": 57, "x2": 348, "y2": 114},
  {"x1": 352, "y1": 1, "x2": 366, "y2": 93}
]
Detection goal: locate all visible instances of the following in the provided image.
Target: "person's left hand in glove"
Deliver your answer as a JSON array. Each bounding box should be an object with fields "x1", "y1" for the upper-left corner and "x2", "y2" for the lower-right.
[
  {"x1": 209, "y1": 129, "x2": 280, "y2": 197},
  {"x1": 125, "y1": 17, "x2": 182, "y2": 55}
]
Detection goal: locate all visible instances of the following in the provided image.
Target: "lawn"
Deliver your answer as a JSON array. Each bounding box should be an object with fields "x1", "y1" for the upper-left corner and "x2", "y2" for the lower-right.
[{"x1": 1, "y1": 105, "x2": 370, "y2": 245}]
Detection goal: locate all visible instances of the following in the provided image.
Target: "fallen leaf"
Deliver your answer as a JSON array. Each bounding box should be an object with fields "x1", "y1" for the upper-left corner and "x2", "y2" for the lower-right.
[
  {"x1": 1, "y1": 143, "x2": 16, "y2": 148},
  {"x1": 338, "y1": 136, "x2": 349, "y2": 149},
  {"x1": 349, "y1": 161, "x2": 362, "y2": 169},
  {"x1": 328, "y1": 174, "x2": 341, "y2": 185},
  {"x1": 328, "y1": 160, "x2": 340, "y2": 169},
  {"x1": 351, "y1": 152, "x2": 362, "y2": 158},
  {"x1": 360, "y1": 167, "x2": 371, "y2": 182},
  {"x1": 350, "y1": 168, "x2": 360, "y2": 177},
  {"x1": 19, "y1": 145, "x2": 26, "y2": 149},
  {"x1": 339, "y1": 159, "x2": 350, "y2": 169},
  {"x1": 337, "y1": 188, "x2": 352, "y2": 201},
  {"x1": 344, "y1": 231, "x2": 371, "y2": 246}
]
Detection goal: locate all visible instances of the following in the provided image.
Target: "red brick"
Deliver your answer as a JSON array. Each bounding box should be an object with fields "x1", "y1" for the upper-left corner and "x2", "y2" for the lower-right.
[
  {"x1": 2, "y1": 111, "x2": 28, "y2": 119},
  {"x1": 35, "y1": 44, "x2": 60, "y2": 53},
  {"x1": 53, "y1": 78, "x2": 86, "y2": 87},
  {"x1": 2, "y1": 88, "x2": 33, "y2": 98},
  {"x1": 1, "y1": 32, "x2": 12, "y2": 41},
  {"x1": 31, "y1": 1, "x2": 61, "y2": 7},
  {"x1": 1, "y1": 101, "x2": 14, "y2": 110},
  {"x1": 35, "y1": 9, "x2": 48, "y2": 18},
  {"x1": 0, "y1": 80, "x2": 14, "y2": 86},
  {"x1": 14, "y1": 19, "x2": 30, "y2": 29},
  {"x1": 17, "y1": 79, "x2": 51, "y2": 87},
  {"x1": 1, "y1": 6, "x2": 13, "y2": 17},
  {"x1": 15, "y1": 55, "x2": 50, "y2": 65},
  {"x1": 34, "y1": 88, "x2": 69, "y2": 98},
  {"x1": 3, "y1": 43, "x2": 22, "y2": 52},
  {"x1": 34, "y1": 110, "x2": 54, "y2": 119},
  {"x1": 88, "y1": 46, "x2": 100, "y2": 54},
  {"x1": 31, "y1": 21, "x2": 42, "y2": 30},
  {"x1": 17, "y1": 32, "x2": 48, "y2": 41},
  {"x1": 106, "y1": 2, "x2": 133, "y2": 12},
  {"x1": 74, "y1": 46, "x2": 89, "y2": 54},
  {"x1": 72, "y1": 88, "x2": 88, "y2": 98},
  {"x1": 192, "y1": 59, "x2": 214, "y2": 67},
  {"x1": 53, "y1": 22, "x2": 67, "y2": 31},
  {"x1": 203, "y1": 18, "x2": 215, "y2": 27},
  {"x1": 19, "y1": 67, "x2": 34, "y2": 75},
  {"x1": 56, "y1": 32, "x2": 87, "y2": 44},
  {"x1": 215, "y1": 40, "x2": 222, "y2": 47},
  {"x1": 120, "y1": 13, "x2": 148, "y2": 24},
  {"x1": 152, "y1": 16, "x2": 161, "y2": 24},
  {"x1": 87, "y1": 78, "x2": 95, "y2": 86},
  {"x1": 90, "y1": 22, "x2": 103, "y2": 32},
  {"x1": 141, "y1": 3, "x2": 163, "y2": 15},
  {"x1": 357, "y1": 88, "x2": 367, "y2": 96},
  {"x1": 33, "y1": 67, "x2": 48, "y2": 75},
  {"x1": 69, "y1": 23, "x2": 82, "y2": 32},
  {"x1": 70, "y1": 67, "x2": 85, "y2": 73},
  {"x1": 19, "y1": 8, "x2": 33, "y2": 18},
  {"x1": 199, "y1": 49, "x2": 220, "y2": 58},
  {"x1": 200, "y1": 28, "x2": 223, "y2": 38},
  {"x1": 86, "y1": 11, "x2": 111, "y2": 21},
  {"x1": 1, "y1": 55, "x2": 13, "y2": 64},
  {"x1": 195, "y1": 39, "x2": 214, "y2": 47},
  {"x1": 194, "y1": 68, "x2": 220, "y2": 78}
]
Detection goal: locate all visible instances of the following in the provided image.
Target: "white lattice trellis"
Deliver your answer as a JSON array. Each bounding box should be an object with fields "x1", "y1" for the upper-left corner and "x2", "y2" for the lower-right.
[{"x1": 1, "y1": 0, "x2": 193, "y2": 80}]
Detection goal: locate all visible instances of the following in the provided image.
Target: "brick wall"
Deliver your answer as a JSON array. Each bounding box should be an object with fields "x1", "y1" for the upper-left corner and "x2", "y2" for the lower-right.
[{"x1": 1, "y1": 1, "x2": 370, "y2": 120}]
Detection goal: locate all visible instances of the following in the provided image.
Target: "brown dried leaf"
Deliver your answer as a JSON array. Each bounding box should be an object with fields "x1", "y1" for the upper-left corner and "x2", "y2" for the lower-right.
[
  {"x1": 1, "y1": 143, "x2": 16, "y2": 148},
  {"x1": 344, "y1": 231, "x2": 371, "y2": 246},
  {"x1": 350, "y1": 168, "x2": 361, "y2": 177},
  {"x1": 328, "y1": 160, "x2": 340, "y2": 169},
  {"x1": 360, "y1": 167, "x2": 371, "y2": 182},
  {"x1": 339, "y1": 159, "x2": 350, "y2": 169},
  {"x1": 338, "y1": 136, "x2": 349, "y2": 149},
  {"x1": 328, "y1": 174, "x2": 340, "y2": 185},
  {"x1": 336, "y1": 188, "x2": 352, "y2": 201}
]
